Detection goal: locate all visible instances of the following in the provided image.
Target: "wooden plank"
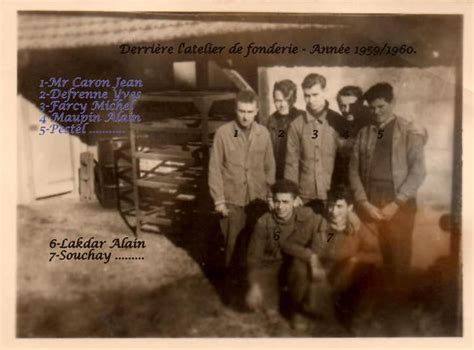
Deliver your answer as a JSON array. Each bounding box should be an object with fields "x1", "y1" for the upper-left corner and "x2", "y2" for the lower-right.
[
  {"x1": 79, "y1": 152, "x2": 95, "y2": 202},
  {"x1": 136, "y1": 179, "x2": 178, "y2": 189},
  {"x1": 135, "y1": 151, "x2": 195, "y2": 164},
  {"x1": 139, "y1": 217, "x2": 172, "y2": 226},
  {"x1": 131, "y1": 123, "x2": 203, "y2": 134},
  {"x1": 130, "y1": 127, "x2": 141, "y2": 237}
]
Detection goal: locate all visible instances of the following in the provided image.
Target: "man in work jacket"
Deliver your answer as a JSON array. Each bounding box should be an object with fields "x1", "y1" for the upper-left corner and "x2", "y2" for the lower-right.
[
  {"x1": 246, "y1": 179, "x2": 314, "y2": 321},
  {"x1": 284, "y1": 73, "x2": 342, "y2": 214},
  {"x1": 349, "y1": 82, "x2": 426, "y2": 280},
  {"x1": 281, "y1": 185, "x2": 382, "y2": 331},
  {"x1": 208, "y1": 90, "x2": 276, "y2": 270}
]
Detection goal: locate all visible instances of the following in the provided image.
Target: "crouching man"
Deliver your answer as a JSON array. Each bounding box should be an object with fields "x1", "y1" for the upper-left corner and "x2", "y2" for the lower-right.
[
  {"x1": 281, "y1": 186, "x2": 382, "y2": 331},
  {"x1": 246, "y1": 179, "x2": 315, "y2": 321}
]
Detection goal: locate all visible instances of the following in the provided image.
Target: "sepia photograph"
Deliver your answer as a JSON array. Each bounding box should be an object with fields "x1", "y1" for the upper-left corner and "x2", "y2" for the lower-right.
[{"x1": 13, "y1": 9, "x2": 463, "y2": 339}]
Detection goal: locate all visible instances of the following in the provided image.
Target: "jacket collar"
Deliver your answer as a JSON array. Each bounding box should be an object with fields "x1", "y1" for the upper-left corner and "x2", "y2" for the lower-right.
[
  {"x1": 304, "y1": 101, "x2": 329, "y2": 124},
  {"x1": 322, "y1": 211, "x2": 360, "y2": 236},
  {"x1": 231, "y1": 120, "x2": 262, "y2": 136},
  {"x1": 268, "y1": 108, "x2": 298, "y2": 129},
  {"x1": 377, "y1": 115, "x2": 396, "y2": 129},
  {"x1": 295, "y1": 209, "x2": 309, "y2": 223},
  {"x1": 369, "y1": 115, "x2": 398, "y2": 130}
]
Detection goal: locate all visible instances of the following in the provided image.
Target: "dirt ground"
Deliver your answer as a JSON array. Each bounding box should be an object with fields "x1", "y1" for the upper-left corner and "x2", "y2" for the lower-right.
[{"x1": 17, "y1": 194, "x2": 461, "y2": 337}]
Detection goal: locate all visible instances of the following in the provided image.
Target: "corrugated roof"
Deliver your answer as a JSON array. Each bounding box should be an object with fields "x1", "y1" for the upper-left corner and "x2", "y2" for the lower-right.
[{"x1": 18, "y1": 14, "x2": 343, "y2": 50}]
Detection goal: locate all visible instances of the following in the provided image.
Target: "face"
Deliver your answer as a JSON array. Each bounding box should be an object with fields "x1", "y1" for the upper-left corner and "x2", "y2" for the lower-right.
[
  {"x1": 337, "y1": 95, "x2": 359, "y2": 118},
  {"x1": 328, "y1": 199, "x2": 353, "y2": 227},
  {"x1": 235, "y1": 101, "x2": 258, "y2": 129},
  {"x1": 303, "y1": 84, "x2": 326, "y2": 112},
  {"x1": 369, "y1": 98, "x2": 393, "y2": 125},
  {"x1": 273, "y1": 90, "x2": 291, "y2": 115},
  {"x1": 273, "y1": 192, "x2": 296, "y2": 221}
]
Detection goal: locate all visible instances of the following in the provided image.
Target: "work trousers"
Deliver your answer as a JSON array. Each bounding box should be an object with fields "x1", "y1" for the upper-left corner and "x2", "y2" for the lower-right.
[
  {"x1": 287, "y1": 259, "x2": 335, "y2": 318},
  {"x1": 287, "y1": 257, "x2": 379, "y2": 322},
  {"x1": 366, "y1": 179, "x2": 417, "y2": 278},
  {"x1": 246, "y1": 262, "x2": 282, "y2": 312},
  {"x1": 219, "y1": 200, "x2": 268, "y2": 268}
]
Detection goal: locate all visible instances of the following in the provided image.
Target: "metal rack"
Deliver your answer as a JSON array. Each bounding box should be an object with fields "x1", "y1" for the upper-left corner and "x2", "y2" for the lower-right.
[{"x1": 129, "y1": 91, "x2": 236, "y2": 236}]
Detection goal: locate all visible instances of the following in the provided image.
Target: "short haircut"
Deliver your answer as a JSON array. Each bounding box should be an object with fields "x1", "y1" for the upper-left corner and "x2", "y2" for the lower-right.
[
  {"x1": 235, "y1": 90, "x2": 258, "y2": 107},
  {"x1": 271, "y1": 179, "x2": 299, "y2": 198},
  {"x1": 364, "y1": 82, "x2": 394, "y2": 103},
  {"x1": 327, "y1": 185, "x2": 354, "y2": 205},
  {"x1": 273, "y1": 79, "x2": 298, "y2": 106},
  {"x1": 302, "y1": 73, "x2": 327, "y2": 90},
  {"x1": 337, "y1": 85, "x2": 363, "y2": 101}
]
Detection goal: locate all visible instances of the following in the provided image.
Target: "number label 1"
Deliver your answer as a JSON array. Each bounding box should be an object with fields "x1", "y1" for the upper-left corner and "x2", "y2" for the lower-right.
[{"x1": 234, "y1": 129, "x2": 238, "y2": 137}]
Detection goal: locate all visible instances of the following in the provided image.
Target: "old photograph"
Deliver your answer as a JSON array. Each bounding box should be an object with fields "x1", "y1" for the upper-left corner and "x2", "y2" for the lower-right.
[{"x1": 15, "y1": 10, "x2": 462, "y2": 338}]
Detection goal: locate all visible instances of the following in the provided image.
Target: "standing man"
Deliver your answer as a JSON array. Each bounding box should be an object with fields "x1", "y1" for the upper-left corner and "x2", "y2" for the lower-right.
[
  {"x1": 332, "y1": 85, "x2": 371, "y2": 186},
  {"x1": 266, "y1": 80, "x2": 305, "y2": 179},
  {"x1": 285, "y1": 73, "x2": 342, "y2": 213},
  {"x1": 335, "y1": 85, "x2": 371, "y2": 138},
  {"x1": 208, "y1": 90, "x2": 276, "y2": 269},
  {"x1": 349, "y1": 82, "x2": 426, "y2": 280}
]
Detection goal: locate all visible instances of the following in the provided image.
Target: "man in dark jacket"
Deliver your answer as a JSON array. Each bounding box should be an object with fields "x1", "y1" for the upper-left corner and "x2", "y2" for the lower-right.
[
  {"x1": 285, "y1": 73, "x2": 342, "y2": 214},
  {"x1": 349, "y1": 82, "x2": 426, "y2": 280},
  {"x1": 266, "y1": 79, "x2": 305, "y2": 179},
  {"x1": 332, "y1": 85, "x2": 372, "y2": 187},
  {"x1": 246, "y1": 179, "x2": 315, "y2": 321}
]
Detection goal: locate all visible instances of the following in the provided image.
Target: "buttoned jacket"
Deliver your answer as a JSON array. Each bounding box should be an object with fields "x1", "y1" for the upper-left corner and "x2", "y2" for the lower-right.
[
  {"x1": 284, "y1": 108, "x2": 341, "y2": 200},
  {"x1": 349, "y1": 115, "x2": 426, "y2": 204},
  {"x1": 208, "y1": 121, "x2": 276, "y2": 207}
]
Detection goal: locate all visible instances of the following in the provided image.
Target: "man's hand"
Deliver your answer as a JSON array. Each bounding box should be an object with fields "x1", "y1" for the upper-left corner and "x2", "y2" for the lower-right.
[
  {"x1": 381, "y1": 201, "x2": 399, "y2": 221},
  {"x1": 309, "y1": 254, "x2": 326, "y2": 281},
  {"x1": 215, "y1": 203, "x2": 229, "y2": 217},
  {"x1": 294, "y1": 196, "x2": 304, "y2": 208},
  {"x1": 246, "y1": 283, "x2": 263, "y2": 311},
  {"x1": 361, "y1": 201, "x2": 384, "y2": 221}
]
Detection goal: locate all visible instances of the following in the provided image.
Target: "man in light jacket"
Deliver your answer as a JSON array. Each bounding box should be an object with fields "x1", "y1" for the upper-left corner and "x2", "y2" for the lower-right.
[
  {"x1": 208, "y1": 90, "x2": 276, "y2": 269},
  {"x1": 284, "y1": 73, "x2": 342, "y2": 214},
  {"x1": 349, "y1": 82, "x2": 426, "y2": 280}
]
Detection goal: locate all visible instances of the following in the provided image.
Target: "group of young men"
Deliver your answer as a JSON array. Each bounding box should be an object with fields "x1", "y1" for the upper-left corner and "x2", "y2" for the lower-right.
[{"x1": 208, "y1": 73, "x2": 427, "y2": 330}]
